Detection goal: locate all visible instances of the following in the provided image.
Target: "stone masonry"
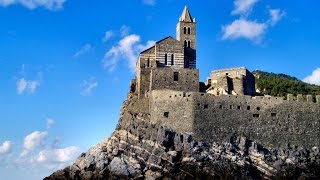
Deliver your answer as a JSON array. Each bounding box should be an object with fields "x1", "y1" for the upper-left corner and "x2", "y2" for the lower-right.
[{"x1": 133, "y1": 6, "x2": 320, "y2": 149}]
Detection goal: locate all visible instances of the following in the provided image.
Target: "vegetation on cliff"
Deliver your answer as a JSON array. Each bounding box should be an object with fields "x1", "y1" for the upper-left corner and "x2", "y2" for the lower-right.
[{"x1": 253, "y1": 70, "x2": 320, "y2": 97}]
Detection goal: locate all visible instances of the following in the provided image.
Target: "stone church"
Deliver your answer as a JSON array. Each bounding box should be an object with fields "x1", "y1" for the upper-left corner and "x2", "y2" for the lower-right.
[{"x1": 136, "y1": 6, "x2": 255, "y2": 99}]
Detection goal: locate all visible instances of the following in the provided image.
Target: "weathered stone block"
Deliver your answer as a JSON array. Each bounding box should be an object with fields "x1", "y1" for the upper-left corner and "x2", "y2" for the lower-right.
[{"x1": 306, "y1": 95, "x2": 313, "y2": 102}]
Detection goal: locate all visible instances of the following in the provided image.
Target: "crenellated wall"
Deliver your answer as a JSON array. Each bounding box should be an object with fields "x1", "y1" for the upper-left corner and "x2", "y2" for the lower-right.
[{"x1": 149, "y1": 90, "x2": 320, "y2": 148}]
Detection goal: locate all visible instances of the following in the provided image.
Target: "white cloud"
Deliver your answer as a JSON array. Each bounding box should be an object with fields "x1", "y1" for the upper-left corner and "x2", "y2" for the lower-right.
[
  {"x1": 120, "y1": 25, "x2": 130, "y2": 37},
  {"x1": 222, "y1": 19, "x2": 267, "y2": 42},
  {"x1": 0, "y1": 0, "x2": 66, "y2": 10},
  {"x1": 16, "y1": 78, "x2": 40, "y2": 95},
  {"x1": 269, "y1": 9, "x2": 285, "y2": 26},
  {"x1": 102, "y1": 30, "x2": 114, "y2": 42},
  {"x1": 21, "y1": 131, "x2": 48, "y2": 157},
  {"x1": 143, "y1": 0, "x2": 155, "y2": 6},
  {"x1": 35, "y1": 146, "x2": 80, "y2": 168},
  {"x1": 0, "y1": 141, "x2": 11, "y2": 154},
  {"x1": 222, "y1": 0, "x2": 284, "y2": 43},
  {"x1": 46, "y1": 118, "x2": 55, "y2": 129},
  {"x1": 102, "y1": 34, "x2": 155, "y2": 72},
  {"x1": 73, "y1": 44, "x2": 92, "y2": 58},
  {"x1": 80, "y1": 77, "x2": 98, "y2": 96},
  {"x1": 303, "y1": 68, "x2": 320, "y2": 85},
  {"x1": 231, "y1": 0, "x2": 259, "y2": 16}
]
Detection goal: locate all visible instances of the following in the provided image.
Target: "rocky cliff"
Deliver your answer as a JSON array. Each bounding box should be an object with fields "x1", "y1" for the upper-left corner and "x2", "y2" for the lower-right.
[{"x1": 45, "y1": 91, "x2": 320, "y2": 179}]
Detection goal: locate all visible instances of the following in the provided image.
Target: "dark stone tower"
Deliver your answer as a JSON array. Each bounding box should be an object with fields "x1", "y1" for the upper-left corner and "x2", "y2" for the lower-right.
[{"x1": 176, "y1": 6, "x2": 196, "y2": 68}]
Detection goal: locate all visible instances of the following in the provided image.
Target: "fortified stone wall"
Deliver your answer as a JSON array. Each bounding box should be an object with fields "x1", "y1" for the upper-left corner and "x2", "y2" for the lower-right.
[
  {"x1": 149, "y1": 90, "x2": 195, "y2": 133},
  {"x1": 150, "y1": 90, "x2": 320, "y2": 148},
  {"x1": 209, "y1": 68, "x2": 256, "y2": 96},
  {"x1": 150, "y1": 68, "x2": 199, "y2": 92}
]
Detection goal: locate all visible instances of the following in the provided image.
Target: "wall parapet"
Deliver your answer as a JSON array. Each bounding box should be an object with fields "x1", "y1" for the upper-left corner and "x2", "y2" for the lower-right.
[{"x1": 287, "y1": 94, "x2": 320, "y2": 103}]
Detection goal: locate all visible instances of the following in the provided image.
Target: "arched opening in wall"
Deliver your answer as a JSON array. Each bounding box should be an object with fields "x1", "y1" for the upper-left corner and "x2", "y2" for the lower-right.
[
  {"x1": 171, "y1": 54, "x2": 174, "y2": 65},
  {"x1": 147, "y1": 58, "x2": 150, "y2": 67},
  {"x1": 165, "y1": 54, "x2": 168, "y2": 65},
  {"x1": 164, "y1": 112, "x2": 169, "y2": 118},
  {"x1": 180, "y1": 135, "x2": 184, "y2": 143},
  {"x1": 257, "y1": 107, "x2": 261, "y2": 111},
  {"x1": 247, "y1": 106, "x2": 251, "y2": 110},
  {"x1": 204, "y1": 104, "x2": 208, "y2": 109},
  {"x1": 188, "y1": 41, "x2": 191, "y2": 48},
  {"x1": 184, "y1": 27, "x2": 187, "y2": 34},
  {"x1": 187, "y1": 27, "x2": 191, "y2": 34},
  {"x1": 184, "y1": 40, "x2": 187, "y2": 47}
]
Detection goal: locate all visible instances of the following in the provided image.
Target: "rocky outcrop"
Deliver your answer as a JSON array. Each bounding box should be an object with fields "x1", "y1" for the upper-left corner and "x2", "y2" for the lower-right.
[{"x1": 45, "y1": 93, "x2": 320, "y2": 179}]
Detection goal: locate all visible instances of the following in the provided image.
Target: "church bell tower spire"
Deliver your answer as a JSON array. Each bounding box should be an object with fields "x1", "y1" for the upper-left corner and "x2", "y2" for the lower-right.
[{"x1": 176, "y1": 5, "x2": 197, "y2": 68}]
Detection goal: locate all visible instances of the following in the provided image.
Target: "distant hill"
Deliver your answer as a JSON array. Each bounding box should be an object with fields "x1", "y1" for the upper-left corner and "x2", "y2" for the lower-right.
[{"x1": 253, "y1": 70, "x2": 320, "y2": 97}]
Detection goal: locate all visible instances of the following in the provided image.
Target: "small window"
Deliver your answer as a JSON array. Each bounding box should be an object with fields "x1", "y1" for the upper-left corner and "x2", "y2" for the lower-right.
[
  {"x1": 271, "y1": 113, "x2": 277, "y2": 117},
  {"x1": 147, "y1": 58, "x2": 150, "y2": 67},
  {"x1": 230, "y1": 105, "x2": 233, "y2": 109},
  {"x1": 226, "y1": 73, "x2": 229, "y2": 75},
  {"x1": 180, "y1": 135, "x2": 184, "y2": 143},
  {"x1": 164, "y1": 112, "x2": 169, "y2": 118},
  {"x1": 187, "y1": 27, "x2": 191, "y2": 34},
  {"x1": 184, "y1": 40, "x2": 187, "y2": 47},
  {"x1": 219, "y1": 105, "x2": 223, "y2": 109},
  {"x1": 183, "y1": 27, "x2": 187, "y2": 34},
  {"x1": 257, "y1": 107, "x2": 260, "y2": 111},
  {"x1": 247, "y1": 106, "x2": 251, "y2": 110},
  {"x1": 164, "y1": 54, "x2": 168, "y2": 65},
  {"x1": 237, "y1": 106, "x2": 241, "y2": 110},
  {"x1": 188, "y1": 41, "x2": 191, "y2": 48},
  {"x1": 204, "y1": 104, "x2": 208, "y2": 109},
  {"x1": 253, "y1": 114, "x2": 260, "y2": 118},
  {"x1": 174, "y1": 72, "x2": 179, "y2": 81},
  {"x1": 171, "y1": 54, "x2": 174, "y2": 65}
]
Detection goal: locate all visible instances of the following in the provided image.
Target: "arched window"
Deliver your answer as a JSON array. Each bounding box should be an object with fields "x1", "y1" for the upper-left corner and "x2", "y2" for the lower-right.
[
  {"x1": 184, "y1": 40, "x2": 187, "y2": 47},
  {"x1": 147, "y1": 58, "x2": 150, "y2": 67},
  {"x1": 164, "y1": 54, "x2": 168, "y2": 65},
  {"x1": 183, "y1": 27, "x2": 187, "y2": 34},
  {"x1": 188, "y1": 41, "x2": 191, "y2": 48},
  {"x1": 171, "y1": 54, "x2": 174, "y2": 65},
  {"x1": 188, "y1": 27, "x2": 191, "y2": 34}
]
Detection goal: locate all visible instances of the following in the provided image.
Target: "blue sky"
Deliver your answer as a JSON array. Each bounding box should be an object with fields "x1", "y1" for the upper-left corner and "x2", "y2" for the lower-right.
[{"x1": 0, "y1": 0, "x2": 319, "y2": 179}]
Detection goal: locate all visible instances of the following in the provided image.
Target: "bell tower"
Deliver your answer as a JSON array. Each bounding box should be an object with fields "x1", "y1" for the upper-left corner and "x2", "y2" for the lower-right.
[{"x1": 176, "y1": 6, "x2": 196, "y2": 68}]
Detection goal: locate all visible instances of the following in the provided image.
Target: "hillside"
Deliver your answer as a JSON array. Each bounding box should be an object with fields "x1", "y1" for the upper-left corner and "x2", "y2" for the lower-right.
[{"x1": 253, "y1": 70, "x2": 320, "y2": 97}]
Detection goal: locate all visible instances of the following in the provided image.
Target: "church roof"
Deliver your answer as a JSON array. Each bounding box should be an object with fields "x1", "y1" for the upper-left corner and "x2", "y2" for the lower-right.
[
  {"x1": 179, "y1": 5, "x2": 193, "y2": 22},
  {"x1": 140, "y1": 36, "x2": 178, "y2": 54}
]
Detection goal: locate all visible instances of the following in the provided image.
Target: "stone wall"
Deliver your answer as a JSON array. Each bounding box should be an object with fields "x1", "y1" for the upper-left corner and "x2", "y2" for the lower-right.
[
  {"x1": 150, "y1": 90, "x2": 320, "y2": 148},
  {"x1": 149, "y1": 90, "x2": 195, "y2": 133},
  {"x1": 209, "y1": 67, "x2": 256, "y2": 96},
  {"x1": 150, "y1": 68, "x2": 199, "y2": 92}
]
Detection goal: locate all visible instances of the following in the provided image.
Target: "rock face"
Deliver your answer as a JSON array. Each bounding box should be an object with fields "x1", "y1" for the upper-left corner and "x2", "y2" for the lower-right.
[{"x1": 45, "y1": 93, "x2": 320, "y2": 179}]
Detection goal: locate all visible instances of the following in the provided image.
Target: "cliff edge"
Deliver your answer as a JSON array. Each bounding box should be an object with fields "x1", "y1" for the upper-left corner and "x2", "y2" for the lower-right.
[{"x1": 45, "y1": 91, "x2": 320, "y2": 179}]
